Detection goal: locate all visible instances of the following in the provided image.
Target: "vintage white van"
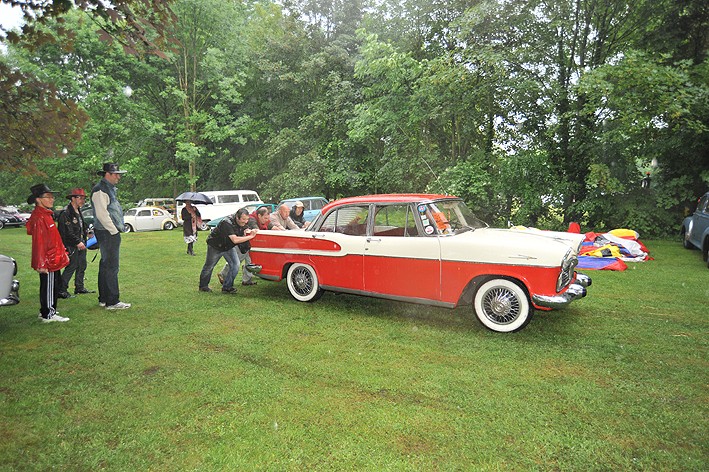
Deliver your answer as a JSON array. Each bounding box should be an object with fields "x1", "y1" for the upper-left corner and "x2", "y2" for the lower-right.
[{"x1": 176, "y1": 190, "x2": 263, "y2": 224}]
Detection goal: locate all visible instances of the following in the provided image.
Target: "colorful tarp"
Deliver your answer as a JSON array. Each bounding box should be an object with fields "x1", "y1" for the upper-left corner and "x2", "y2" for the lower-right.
[{"x1": 575, "y1": 227, "x2": 651, "y2": 271}]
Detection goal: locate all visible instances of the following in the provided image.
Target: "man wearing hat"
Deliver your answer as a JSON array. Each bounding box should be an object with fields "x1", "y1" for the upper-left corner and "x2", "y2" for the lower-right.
[
  {"x1": 26, "y1": 184, "x2": 71, "y2": 322},
  {"x1": 57, "y1": 188, "x2": 95, "y2": 298},
  {"x1": 289, "y1": 201, "x2": 310, "y2": 229},
  {"x1": 91, "y1": 163, "x2": 131, "y2": 310}
]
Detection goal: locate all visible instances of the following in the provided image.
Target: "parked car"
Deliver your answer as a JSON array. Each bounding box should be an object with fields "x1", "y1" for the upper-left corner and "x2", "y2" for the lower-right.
[
  {"x1": 681, "y1": 191, "x2": 709, "y2": 268},
  {"x1": 0, "y1": 209, "x2": 26, "y2": 229},
  {"x1": 176, "y1": 190, "x2": 262, "y2": 225},
  {"x1": 137, "y1": 198, "x2": 176, "y2": 216},
  {"x1": 81, "y1": 206, "x2": 95, "y2": 229},
  {"x1": 278, "y1": 197, "x2": 328, "y2": 222},
  {"x1": 0, "y1": 254, "x2": 20, "y2": 307},
  {"x1": 249, "y1": 194, "x2": 591, "y2": 333},
  {"x1": 123, "y1": 207, "x2": 177, "y2": 232}
]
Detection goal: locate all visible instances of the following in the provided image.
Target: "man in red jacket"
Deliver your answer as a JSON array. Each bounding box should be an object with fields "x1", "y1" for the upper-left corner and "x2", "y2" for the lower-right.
[{"x1": 26, "y1": 184, "x2": 70, "y2": 323}]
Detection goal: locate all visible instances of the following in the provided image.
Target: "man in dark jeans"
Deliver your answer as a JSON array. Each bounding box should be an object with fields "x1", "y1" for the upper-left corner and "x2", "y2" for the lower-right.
[
  {"x1": 57, "y1": 188, "x2": 95, "y2": 298},
  {"x1": 91, "y1": 163, "x2": 131, "y2": 310},
  {"x1": 199, "y1": 208, "x2": 258, "y2": 294}
]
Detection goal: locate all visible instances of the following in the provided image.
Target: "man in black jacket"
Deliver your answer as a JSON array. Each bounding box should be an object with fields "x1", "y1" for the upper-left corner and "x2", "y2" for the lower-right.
[
  {"x1": 199, "y1": 208, "x2": 258, "y2": 294},
  {"x1": 58, "y1": 188, "x2": 95, "y2": 297}
]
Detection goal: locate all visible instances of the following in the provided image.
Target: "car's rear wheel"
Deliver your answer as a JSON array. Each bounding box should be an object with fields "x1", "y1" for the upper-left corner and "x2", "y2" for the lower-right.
[
  {"x1": 124, "y1": 223, "x2": 134, "y2": 232},
  {"x1": 473, "y1": 278, "x2": 532, "y2": 333},
  {"x1": 0, "y1": 220, "x2": 4, "y2": 230},
  {"x1": 163, "y1": 221, "x2": 175, "y2": 230},
  {"x1": 286, "y1": 263, "x2": 323, "y2": 302}
]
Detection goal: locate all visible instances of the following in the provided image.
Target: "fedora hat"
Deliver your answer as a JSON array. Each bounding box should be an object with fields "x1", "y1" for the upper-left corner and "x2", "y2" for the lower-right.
[
  {"x1": 27, "y1": 183, "x2": 57, "y2": 205},
  {"x1": 97, "y1": 162, "x2": 127, "y2": 175},
  {"x1": 66, "y1": 188, "x2": 87, "y2": 199}
]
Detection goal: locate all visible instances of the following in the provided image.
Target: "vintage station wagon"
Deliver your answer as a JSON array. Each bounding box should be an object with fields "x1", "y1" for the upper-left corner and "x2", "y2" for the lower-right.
[{"x1": 250, "y1": 194, "x2": 591, "y2": 332}]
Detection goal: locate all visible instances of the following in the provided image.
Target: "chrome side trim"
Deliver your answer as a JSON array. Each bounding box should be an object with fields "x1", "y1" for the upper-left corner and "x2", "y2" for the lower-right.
[
  {"x1": 532, "y1": 283, "x2": 586, "y2": 310},
  {"x1": 320, "y1": 285, "x2": 457, "y2": 308}
]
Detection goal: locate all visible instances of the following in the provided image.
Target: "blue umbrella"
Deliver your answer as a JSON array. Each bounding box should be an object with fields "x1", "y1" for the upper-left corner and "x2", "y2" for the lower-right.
[{"x1": 175, "y1": 191, "x2": 213, "y2": 205}]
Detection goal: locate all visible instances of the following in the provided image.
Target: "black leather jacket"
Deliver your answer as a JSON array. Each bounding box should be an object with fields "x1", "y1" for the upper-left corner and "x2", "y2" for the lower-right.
[{"x1": 58, "y1": 204, "x2": 88, "y2": 248}]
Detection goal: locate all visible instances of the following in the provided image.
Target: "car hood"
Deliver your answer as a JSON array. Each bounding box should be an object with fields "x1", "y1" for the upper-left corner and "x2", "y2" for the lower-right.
[{"x1": 442, "y1": 228, "x2": 585, "y2": 266}]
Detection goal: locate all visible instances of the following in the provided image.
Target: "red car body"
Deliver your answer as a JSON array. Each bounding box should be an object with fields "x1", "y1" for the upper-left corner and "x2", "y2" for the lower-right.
[{"x1": 250, "y1": 194, "x2": 590, "y2": 332}]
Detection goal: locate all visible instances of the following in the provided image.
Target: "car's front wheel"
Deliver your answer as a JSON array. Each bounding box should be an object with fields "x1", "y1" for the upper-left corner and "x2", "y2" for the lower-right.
[
  {"x1": 473, "y1": 278, "x2": 532, "y2": 333},
  {"x1": 286, "y1": 263, "x2": 323, "y2": 302},
  {"x1": 681, "y1": 225, "x2": 693, "y2": 249},
  {"x1": 163, "y1": 221, "x2": 175, "y2": 230}
]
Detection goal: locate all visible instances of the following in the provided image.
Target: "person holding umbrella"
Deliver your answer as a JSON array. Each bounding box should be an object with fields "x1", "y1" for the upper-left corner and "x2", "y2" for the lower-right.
[{"x1": 181, "y1": 200, "x2": 202, "y2": 256}]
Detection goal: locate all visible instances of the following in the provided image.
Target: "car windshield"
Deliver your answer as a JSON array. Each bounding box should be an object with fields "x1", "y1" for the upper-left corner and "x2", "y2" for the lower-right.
[{"x1": 421, "y1": 199, "x2": 488, "y2": 235}]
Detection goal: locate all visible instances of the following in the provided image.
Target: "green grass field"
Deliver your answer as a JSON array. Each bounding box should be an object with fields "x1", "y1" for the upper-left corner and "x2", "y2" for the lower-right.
[{"x1": 0, "y1": 228, "x2": 706, "y2": 470}]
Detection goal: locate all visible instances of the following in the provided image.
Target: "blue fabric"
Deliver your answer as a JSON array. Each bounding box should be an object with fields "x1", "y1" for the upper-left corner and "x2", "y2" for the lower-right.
[{"x1": 199, "y1": 245, "x2": 240, "y2": 290}]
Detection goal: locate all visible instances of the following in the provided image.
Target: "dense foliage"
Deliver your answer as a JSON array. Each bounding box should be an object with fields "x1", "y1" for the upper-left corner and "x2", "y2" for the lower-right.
[{"x1": 1, "y1": 0, "x2": 707, "y2": 236}]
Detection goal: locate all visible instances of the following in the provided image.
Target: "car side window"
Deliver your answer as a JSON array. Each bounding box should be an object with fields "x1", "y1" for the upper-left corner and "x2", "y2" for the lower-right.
[
  {"x1": 311, "y1": 199, "x2": 326, "y2": 210},
  {"x1": 373, "y1": 205, "x2": 419, "y2": 237},
  {"x1": 320, "y1": 205, "x2": 369, "y2": 235},
  {"x1": 700, "y1": 195, "x2": 709, "y2": 213},
  {"x1": 152, "y1": 210, "x2": 160, "y2": 216},
  {"x1": 138, "y1": 210, "x2": 150, "y2": 217}
]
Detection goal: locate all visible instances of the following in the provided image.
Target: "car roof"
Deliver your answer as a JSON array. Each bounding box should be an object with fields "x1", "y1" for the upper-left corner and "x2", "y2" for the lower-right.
[
  {"x1": 321, "y1": 193, "x2": 457, "y2": 214},
  {"x1": 128, "y1": 206, "x2": 168, "y2": 211},
  {"x1": 280, "y1": 196, "x2": 327, "y2": 202}
]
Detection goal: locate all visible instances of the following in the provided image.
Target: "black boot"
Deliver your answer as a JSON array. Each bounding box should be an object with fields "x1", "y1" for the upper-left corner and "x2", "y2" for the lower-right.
[{"x1": 187, "y1": 243, "x2": 195, "y2": 256}]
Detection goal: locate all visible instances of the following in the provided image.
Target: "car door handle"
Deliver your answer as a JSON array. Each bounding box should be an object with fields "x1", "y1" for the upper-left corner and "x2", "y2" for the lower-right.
[{"x1": 366, "y1": 237, "x2": 382, "y2": 243}]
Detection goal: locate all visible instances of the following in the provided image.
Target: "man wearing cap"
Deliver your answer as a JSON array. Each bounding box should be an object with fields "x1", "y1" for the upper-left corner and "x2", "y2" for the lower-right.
[
  {"x1": 26, "y1": 184, "x2": 71, "y2": 323},
  {"x1": 57, "y1": 188, "x2": 95, "y2": 298},
  {"x1": 92, "y1": 163, "x2": 130, "y2": 310},
  {"x1": 289, "y1": 201, "x2": 310, "y2": 229}
]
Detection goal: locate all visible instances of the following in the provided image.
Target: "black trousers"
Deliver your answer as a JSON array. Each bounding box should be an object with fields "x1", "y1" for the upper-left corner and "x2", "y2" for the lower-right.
[
  {"x1": 39, "y1": 271, "x2": 61, "y2": 318},
  {"x1": 95, "y1": 230, "x2": 121, "y2": 306},
  {"x1": 61, "y1": 246, "x2": 87, "y2": 292}
]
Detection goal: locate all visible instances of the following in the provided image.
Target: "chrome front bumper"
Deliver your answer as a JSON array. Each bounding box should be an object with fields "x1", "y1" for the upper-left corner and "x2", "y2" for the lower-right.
[
  {"x1": 0, "y1": 279, "x2": 20, "y2": 307},
  {"x1": 532, "y1": 273, "x2": 591, "y2": 310}
]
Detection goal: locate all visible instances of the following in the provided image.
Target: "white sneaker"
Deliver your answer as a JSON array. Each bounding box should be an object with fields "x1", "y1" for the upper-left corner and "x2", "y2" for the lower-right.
[
  {"x1": 106, "y1": 301, "x2": 131, "y2": 310},
  {"x1": 39, "y1": 313, "x2": 70, "y2": 323},
  {"x1": 99, "y1": 302, "x2": 106, "y2": 307}
]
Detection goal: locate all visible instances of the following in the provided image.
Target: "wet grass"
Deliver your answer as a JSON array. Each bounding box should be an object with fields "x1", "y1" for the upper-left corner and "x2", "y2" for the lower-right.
[{"x1": 0, "y1": 227, "x2": 706, "y2": 470}]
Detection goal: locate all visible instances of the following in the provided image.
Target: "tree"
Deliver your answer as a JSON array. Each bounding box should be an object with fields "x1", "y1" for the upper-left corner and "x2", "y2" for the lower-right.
[{"x1": 0, "y1": 0, "x2": 176, "y2": 173}]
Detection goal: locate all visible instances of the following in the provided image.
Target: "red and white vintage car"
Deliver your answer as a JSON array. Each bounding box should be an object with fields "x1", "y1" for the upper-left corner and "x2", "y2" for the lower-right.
[{"x1": 250, "y1": 194, "x2": 591, "y2": 332}]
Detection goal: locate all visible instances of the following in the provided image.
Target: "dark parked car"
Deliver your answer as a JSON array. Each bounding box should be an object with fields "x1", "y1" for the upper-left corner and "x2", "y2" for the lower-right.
[
  {"x1": 681, "y1": 191, "x2": 709, "y2": 268},
  {"x1": 0, "y1": 254, "x2": 20, "y2": 307},
  {"x1": 0, "y1": 210, "x2": 26, "y2": 229},
  {"x1": 80, "y1": 206, "x2": 94, "y2": 229}
]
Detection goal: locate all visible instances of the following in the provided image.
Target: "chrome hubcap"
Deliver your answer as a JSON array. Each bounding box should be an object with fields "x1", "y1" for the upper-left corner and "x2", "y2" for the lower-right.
[{"x1": 482, "y1": 288, "x2": 520, "y2": 324}]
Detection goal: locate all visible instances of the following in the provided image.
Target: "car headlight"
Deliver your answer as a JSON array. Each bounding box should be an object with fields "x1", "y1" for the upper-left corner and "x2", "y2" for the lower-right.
[{"x1": 556, "y1": 249, "x2": 578, "y2": 292}]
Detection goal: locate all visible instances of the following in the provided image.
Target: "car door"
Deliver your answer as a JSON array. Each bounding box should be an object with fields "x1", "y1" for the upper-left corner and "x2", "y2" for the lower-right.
[
  {"x1": 362, "y1": 203, "x2": 441, "y2": 302},
  {"x1": 308, "y1": 205, "x2": 369, "y2": 291},
  {"x1": 134, "y1": 209, "x2": 154, "y2": 231},
  {"x1": 692, "y1": 194, "x2": 709, "y2": 246}
]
